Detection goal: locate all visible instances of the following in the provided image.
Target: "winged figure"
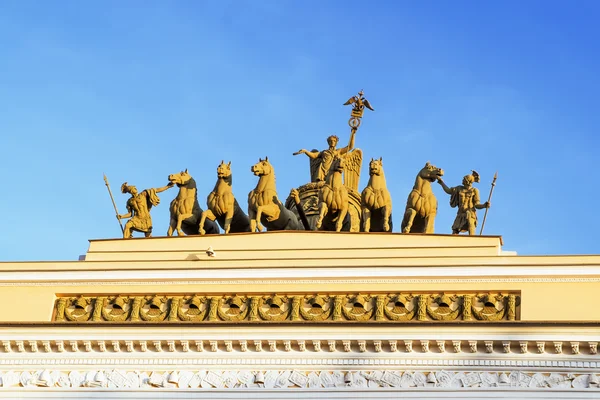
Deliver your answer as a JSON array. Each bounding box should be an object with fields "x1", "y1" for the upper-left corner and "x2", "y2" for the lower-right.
[{"x1": 293, "y1": 131, "x2": 362, "y2": 192}]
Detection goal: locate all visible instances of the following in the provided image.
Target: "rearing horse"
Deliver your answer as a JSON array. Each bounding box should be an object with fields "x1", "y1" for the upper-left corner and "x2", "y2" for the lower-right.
[
  {"x1": 199, "y1": 161, "x2": 250, "y2": 234},
  {"x1": 361, "y1": 157, "x2": 393, "y2": 232},
  {"x1": 248, "y1": 157, "x2": 300, "y2": 232},
  {"x1": 167, "y1": 169, "x2": 219, "y2": 236},
  {"x1": 401, "y1": 162, "x2": 444, "y2": 234},
  {"x1": 316, "y1": 156, "x2": 350, "y2": 232}
]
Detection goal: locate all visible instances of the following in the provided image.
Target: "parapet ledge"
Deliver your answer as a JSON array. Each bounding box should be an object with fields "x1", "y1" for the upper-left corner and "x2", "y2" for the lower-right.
[{"x1": 83, "y1": 231, "x2": 505, "y2": 262}]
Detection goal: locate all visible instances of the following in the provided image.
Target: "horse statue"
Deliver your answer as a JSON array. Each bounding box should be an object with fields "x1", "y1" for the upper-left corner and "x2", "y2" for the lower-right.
[
  {"x1": 401, "y1": 162, "x2": 444, "y2": 234},
  {"x1": 248, "y1": 157, "x2": 301, "y2": 232},
  {"x1": 316, "y1": 156, "x2": 351, "y2": 232},
  {"x1": 199, "y1": 161, "x2": 250, "y2": 235},
  {"x1": 167, "y1": 169, "x2": 219, "y2": 236},
  {"x1": 361, "y1": 157, "x2": 393, "y2": 232}
]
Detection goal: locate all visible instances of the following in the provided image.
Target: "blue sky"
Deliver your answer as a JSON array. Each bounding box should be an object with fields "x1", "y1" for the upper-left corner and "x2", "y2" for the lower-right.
[{"x1": 1, "y1": 1, "x2": 599, "y2": 260}]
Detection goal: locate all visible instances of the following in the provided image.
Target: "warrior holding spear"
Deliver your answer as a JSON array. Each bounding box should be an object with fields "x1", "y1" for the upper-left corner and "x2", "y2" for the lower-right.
[
  {"x1": 437, "y1": 170, "x2": 491, "y2": 235},
  {"x1": 104, "y1": 174, "x2": 173, "y2": 239},
  {"x1": 117, "y1": 181, "x2": 174, "y2": 238}
]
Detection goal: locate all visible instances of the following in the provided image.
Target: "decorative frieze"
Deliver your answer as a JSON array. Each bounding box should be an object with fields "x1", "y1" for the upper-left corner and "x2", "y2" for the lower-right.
[
  {"x1": 0, "y1": 369, "x2": 598, "y2": 390},
  {"x1": 52, "y1": 292, "x2": 520, "y2": 323}
]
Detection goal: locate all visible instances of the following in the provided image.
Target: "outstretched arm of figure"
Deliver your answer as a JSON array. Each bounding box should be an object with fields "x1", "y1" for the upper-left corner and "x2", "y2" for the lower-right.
[
  {"x1": 118, "y1": 204, "x2": 133, "y2": 220},
  {"x1": 154, "y1": 182, "x2": 175, "y2": 193},
  {"x1": 473, "y1": 188, "x2": 490, "y2": 209},
  {"x1": 437, "y1": 178, "x2": 454, "y2": 195},
  {"x1": 293, "y1": 149, "x2": 320, "y2": 159}
]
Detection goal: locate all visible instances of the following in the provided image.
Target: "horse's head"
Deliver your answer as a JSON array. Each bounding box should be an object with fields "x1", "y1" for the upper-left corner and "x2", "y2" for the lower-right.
[
  {"x1": 419, "y1": 162, "x2": 444, "y2": 182},
  {"x1": 168, "y1": 169, "x2": 192, "y2": 187},
  {"x1": 331, "y1": 156, "x2": 345, "y2": 173},
  {"x1": 369, "y1": 157, "x2": 384, "y2": 176},
  {"x1": 217, "y1": 161, "x2": 232, "y2": 179},
  {"x1": 251, "y1": 157, "x2": 273, "y2": 177}
]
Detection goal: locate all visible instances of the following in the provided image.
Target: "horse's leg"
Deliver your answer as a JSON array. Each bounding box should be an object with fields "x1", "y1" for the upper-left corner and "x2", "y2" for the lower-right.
[
  {"x1": 336, "y1": 205, "x2": 348, "y2": 232},
  {"x1": 144, "y1": 227, "x2": 152, "y2": 238},
  {"x1": 382, "y1": 205, "x2": 391, "y2": 232},
  {"x1": 200, "y1": 210, "x2": 216, "y2": 235},
  {"x1": 424, "y1": 212, "x2": 436, "y2": 234},
  {"x1": 362, "y1": 207, "x2": 371, "y2": 232},
  {"x1": 402, "y1": 208, "x2": 417, "y2": 233},
  {"x1": 255, "y1": 205, "x2": 266, "y2": 231},
  {"x1": 248, "y1": 207, "x2": 257, "y2": 232},
  {"x1": 167, "y1": 217, "x2": 176, "y2": 236},
  {"x1": 316, "y1": 202, "x2": 327, "y2": 229},
  {"x1": 224, "y1": 201, "x2": 234, "y2": 234},
  {"x1": 177, "y1": 213, "x2": 194, "y2": 236}
]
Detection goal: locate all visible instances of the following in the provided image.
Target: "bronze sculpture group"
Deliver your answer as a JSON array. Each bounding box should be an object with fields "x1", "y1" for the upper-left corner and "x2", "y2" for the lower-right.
[{"x1": 106, "y1": 91, "x2": 493, "y2": 239}]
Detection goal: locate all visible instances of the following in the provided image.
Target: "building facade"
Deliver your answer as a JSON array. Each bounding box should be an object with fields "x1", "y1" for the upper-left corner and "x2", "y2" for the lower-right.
[{"x1": 0, "y1": 231, "x2": 599, "y2": 399}]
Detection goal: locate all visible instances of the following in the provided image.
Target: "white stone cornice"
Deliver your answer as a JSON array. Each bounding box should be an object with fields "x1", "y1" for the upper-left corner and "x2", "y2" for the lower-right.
[{"x1": 0, "y1": 357, "x2": 598, "y2": 370}]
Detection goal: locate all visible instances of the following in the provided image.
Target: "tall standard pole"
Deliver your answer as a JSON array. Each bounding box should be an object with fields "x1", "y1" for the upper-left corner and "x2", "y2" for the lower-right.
[
  {"x1": 103, "y1": 174, "x2": 125, "y2": 234},
  {"x1": 479, "y1": 172, "x2": 497, "y2": 235}
]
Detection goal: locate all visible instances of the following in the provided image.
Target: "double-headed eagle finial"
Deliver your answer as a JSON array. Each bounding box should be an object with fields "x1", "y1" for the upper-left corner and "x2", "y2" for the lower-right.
[{"x1": 344, "y1": 90, "x2": 374, "y2": 128}]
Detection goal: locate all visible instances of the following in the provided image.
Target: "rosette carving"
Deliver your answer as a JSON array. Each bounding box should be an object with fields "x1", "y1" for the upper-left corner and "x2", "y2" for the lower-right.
[
  {"x1": 176, "y1": 295, "x2": 208, "y2": 322},
  {"x1": 426, "y1": 293, "x2": 461, "y2": 321},
  {"x1": 258, "y1": 295, "x2": 290, "y2": 322},
  {"x1": 139, "y1": 296, "x2": 168, "y2": 322},
  {"x1": 64, "y1": 296, "x2": 93, "y2": 322},
  {"x1": 217, "y1": 295, "x2": 249, "y2": 322},
  {"x1": 342, "y1": 294, "x2": 375, "y2": 321},
  {"x1": 384, "y1": 294, "x2": 416, "y2": 321},
  {"x1": 471, "y1": 293, "x2": 507, "y2": 321},
  {"x1": 299, "y1": 294, "x2": 333, "y2": 321}
]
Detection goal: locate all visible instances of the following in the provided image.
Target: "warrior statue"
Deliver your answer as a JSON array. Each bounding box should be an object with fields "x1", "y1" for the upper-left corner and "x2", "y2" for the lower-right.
[
  {"x1": 117, "y1": 182, "x2": 173, "y2": 238},
  {"x1": 437, "y1": 171, "x2": 490, "y2": 235}
]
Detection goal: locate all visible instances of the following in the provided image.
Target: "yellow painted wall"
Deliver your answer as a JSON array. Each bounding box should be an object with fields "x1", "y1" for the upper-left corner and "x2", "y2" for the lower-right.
[{"x1": 0, "y1": 281, "x2": 597, "y2": 322}]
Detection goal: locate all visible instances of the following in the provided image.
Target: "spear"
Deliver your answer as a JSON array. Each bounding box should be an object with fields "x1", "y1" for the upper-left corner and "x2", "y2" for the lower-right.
[
  {"x1": 479, "y1": 171, "x2": 497, "y2": 236},
  {"x1": 103, "y1": 173, "x2": 124, "y2": 234}
]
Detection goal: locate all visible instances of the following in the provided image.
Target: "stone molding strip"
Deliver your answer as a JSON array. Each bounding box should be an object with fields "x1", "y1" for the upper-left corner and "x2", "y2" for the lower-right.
[
  {"x1": 0, "y1": 369, "x2": 599, "y2": 390},
  {"x1": 1, "y1": 277, "x2": 600, "y2": 286},
  {"x1": 1, "y1": 339, "x2": 596, "y2": 356},
  {"x1": 52, "y1": 292, "x2": 519, "y2": 323}
]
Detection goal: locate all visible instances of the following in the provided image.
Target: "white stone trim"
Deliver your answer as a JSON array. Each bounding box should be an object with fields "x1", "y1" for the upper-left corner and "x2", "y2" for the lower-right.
[
  {"x1": 0, "y1": 339, "x2": 598, "y2": 357},
  {"x1": 0, "y1": 368, "x2": 598, "y2": 394},
  {"x1": 0, "y1": 357, "x2": 599, "y2": 369},
  {"x1": 0, "y1": 389, "x2": 598, "y2": 400},
  {"x1": 2, "y1": 277, "x2": 600, "y2": 286},
  {"x1": 1, "y1": 263, "x2": 600, "y2": 285}
]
